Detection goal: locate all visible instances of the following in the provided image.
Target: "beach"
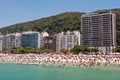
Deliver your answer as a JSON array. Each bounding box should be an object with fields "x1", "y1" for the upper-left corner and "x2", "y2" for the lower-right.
[
  {"x1": 0, "y1": 53, "x2": 120, "y2": 67},
  {"x1": 0, "y1": 53, "x2": 120, "y2": 80}
]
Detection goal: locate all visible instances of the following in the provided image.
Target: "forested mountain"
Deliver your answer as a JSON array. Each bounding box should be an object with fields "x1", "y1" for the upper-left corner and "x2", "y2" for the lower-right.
[
  {"x1": 0, "y1": 12, "x2": 84, "y2": 35},
  {"x1": 0, "y1": 8, "x2": 120, "y2": 45}
]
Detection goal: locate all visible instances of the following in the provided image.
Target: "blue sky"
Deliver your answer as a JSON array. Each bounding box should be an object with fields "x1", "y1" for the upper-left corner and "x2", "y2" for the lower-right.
[{"x1": 0, "y1": 0, "x2": 120, "y2": 28}]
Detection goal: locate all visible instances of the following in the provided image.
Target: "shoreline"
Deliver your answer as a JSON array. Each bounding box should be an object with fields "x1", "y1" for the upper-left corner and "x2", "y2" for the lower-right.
[{"x1": 0, "y1": 53, "x2": 120, "y2": 68}]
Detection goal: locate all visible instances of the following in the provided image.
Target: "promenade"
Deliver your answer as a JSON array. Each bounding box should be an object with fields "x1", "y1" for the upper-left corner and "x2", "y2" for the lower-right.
[{"x1": 0, "y1": 53, "x2": 120, "y2": 67}]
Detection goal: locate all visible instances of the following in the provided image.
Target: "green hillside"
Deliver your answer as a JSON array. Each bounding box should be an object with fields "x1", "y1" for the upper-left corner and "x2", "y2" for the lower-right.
[
  {"x1": 0, "y1": 9, "x2": 120, "y2": 45},
  {"x1": 0, "y1": 12, "x2": 84, "y2": 35}
]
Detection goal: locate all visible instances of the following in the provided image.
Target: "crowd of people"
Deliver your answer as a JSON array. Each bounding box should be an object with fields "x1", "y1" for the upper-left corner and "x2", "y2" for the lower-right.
[{"x1": 0, "y1": 53, "x2": 120, "y2": 67}]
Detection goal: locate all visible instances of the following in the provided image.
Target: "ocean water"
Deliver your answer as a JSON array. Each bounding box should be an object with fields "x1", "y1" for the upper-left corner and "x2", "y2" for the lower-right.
[{"x1": 0, "y1": 63, "x2": 120, "y2": 80}]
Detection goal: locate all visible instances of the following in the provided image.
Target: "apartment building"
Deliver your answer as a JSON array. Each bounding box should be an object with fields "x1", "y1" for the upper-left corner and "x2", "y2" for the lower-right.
[
  {"x1": 21, "y1": 31, "x2": 41, "y2": 48},
  {"x1": 0, "y1": 33, "x2": 3, "y2": 51},
  {"x1": 81, "y1": 12, "x2": 116, "y2": 53},
  {"x1": 56, "y1": 31, "x2": 80, "y2": 51},
  {"x1": 43, "y1": 36, "x2": 56, "y2": 50},
  {"x1": 3, "y1": 33, "x2": 21, "y2": 51}
]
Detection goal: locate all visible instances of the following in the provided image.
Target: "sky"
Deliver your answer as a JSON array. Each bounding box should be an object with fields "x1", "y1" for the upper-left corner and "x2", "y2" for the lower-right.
[{"x1": 0, "y1": 0, "x2": 120, "y2": 28}]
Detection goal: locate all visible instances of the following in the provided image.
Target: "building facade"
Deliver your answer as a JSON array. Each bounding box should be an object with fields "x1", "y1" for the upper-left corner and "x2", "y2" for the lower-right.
[
  {"x1": 2, "y1": 31, "x2": 49, "y2": 51},
  {"x1": 15, "y1": 33, "x2": 21, "y2": 47},
  {"x1": 0, "y1": 33, "x2": 3, "y2": 52},
  {"x1": 40, "y1": 32, "x2": 49, "y2": 47},
  {"x1": 81, "y1": 12, "x2": 116, "y2": 53},
  {"x1": 43, "y1": 36, "x2": 56, "y2": 50},
  {"x1": 3, "y1": 33, "x2": 21, "y2": 51},
  {"x1": 21, "y1": 31, "x2": 41, "y2": 48},
  {"x1": 56, "y1": 31, "x2": 80, "y2": 51}
]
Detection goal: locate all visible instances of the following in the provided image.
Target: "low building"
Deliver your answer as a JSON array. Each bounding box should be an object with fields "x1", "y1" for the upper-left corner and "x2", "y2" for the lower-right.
[
  {"x1": 40, "y1": 32, "x2": 49, "y2": 47},
  {"x1": 44, "y1": 36, "x2": 56, "y2": 50}
]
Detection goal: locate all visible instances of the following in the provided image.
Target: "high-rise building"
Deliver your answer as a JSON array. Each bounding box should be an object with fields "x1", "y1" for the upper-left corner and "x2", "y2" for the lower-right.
[
  {"x1": 15, "y1": 33, "x2": 21, "y2": 47},
  {"x1": 3, "y1": 33, "x2": 21, "y2": 51},
  {"x1": 81, "y1": 12, "x2": 116, "y2": 53},
  {"x1": 56, "y1": 31, "x2": 80, "y2": 51},
  {"x1": 0, "y1": 33, "x2": 3, "y2": 52},
  {"x1": 21, "y1": 31, "x2": 41, "y2": 48}
]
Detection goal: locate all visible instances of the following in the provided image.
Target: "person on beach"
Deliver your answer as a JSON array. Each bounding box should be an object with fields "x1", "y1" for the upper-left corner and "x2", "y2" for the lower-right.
[{"x1": 0, "y1": 53, "x2": 120, "y2": 67}]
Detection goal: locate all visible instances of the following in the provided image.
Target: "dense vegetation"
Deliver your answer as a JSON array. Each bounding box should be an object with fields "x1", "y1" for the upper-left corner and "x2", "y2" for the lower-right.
[
  {"x1": 70, "y1": 45, "x2": 99, "y2": 54},
  {"x1": 0, "y1": 8, "x2": 120, "y2": 46},
  {"x1": 10, "y1": 47, "x2": 55, "y2": 54},
  {"x1": 0, "y1": 12, "x2": 84, "y2": 35},
  {"x1": 10, "y1": 46, "x2": 98, "y2": 54}
]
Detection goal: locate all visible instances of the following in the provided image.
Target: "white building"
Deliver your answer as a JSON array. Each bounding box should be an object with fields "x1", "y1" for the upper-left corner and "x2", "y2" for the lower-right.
[
  {"x1": 72, "y1": 31, "x2": 81, "y2": 45},
  {"x1": 3, "y1": 33, "x2": 21, "y2": 51},
  {"x1": 41, "y1": 32, "x2": 49, "y2": 37},
  {"x1": 0, "y1": 33, "x2": 3, "y2": 52},
  {"x1": 15, "y1": 33, "x2": 21, "y2": 47},
  {"x1": 56, "y1": 31, "x2": 80, "y2": 51},
  {"x1": 41, "y1": 32, "x2": 49, "y2": 47}
]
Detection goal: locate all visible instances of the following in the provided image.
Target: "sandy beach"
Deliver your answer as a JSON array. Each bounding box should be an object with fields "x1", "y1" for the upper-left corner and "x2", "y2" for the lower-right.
[{"x1": 0, "y1": 53, "x2": 120, "y2": 67}]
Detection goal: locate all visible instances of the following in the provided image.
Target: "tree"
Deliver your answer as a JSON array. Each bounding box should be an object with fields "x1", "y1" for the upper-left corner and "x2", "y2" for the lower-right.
[
  {"x1": 10, "y1": 47, "x2": 25, "y2": 54},
  {"x1": 90, "y1": 48, "x2": 99, "y2": 54},
  {"x1": 25, "y1": 47, "x2": 36, "y2": 53},
  {"x1": 18, "y1": 47, "x2": 25, "y2": 53},
  {"x1": 71, "y1": 45, "x2": 99, "y2": 54},
  {"x1": 115, "y1": 46, "x2": 120, "y2": 52},
  {"x1": 10, "y1": 47, "x2": 18, "y2": 54},
  {"x1": 70, "y1": 45, "x2": 90, "y2": 54},
  {"x1": 60, "y1": 49, "x2": 67, "y2": 54}
]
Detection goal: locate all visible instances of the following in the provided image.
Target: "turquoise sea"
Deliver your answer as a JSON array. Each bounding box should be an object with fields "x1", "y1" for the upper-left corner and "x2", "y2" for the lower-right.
[{"x1": 0, "y1": 63, "x2": 120, "y2": 80}]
